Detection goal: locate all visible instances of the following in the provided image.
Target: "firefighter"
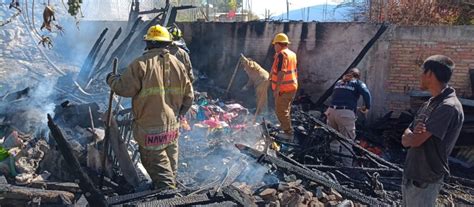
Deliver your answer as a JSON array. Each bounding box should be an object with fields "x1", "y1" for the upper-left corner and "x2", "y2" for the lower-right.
[
  {"x1": 168, "y1": 26, "x2": 194, "y2": 83},
  {"x1": 240, "y1": 54, "x2": 270, "y2": 123},
  {"x1": 271, "y1": 33, "x2": 298, "y2": 141},
  {"x1": 106, "y1": 24, "x2": 194, "y2": 190}
]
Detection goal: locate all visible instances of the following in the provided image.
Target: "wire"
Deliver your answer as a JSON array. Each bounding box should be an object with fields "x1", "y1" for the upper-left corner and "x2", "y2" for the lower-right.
[
  {"x1": 60, "y1": 0, "x2": 67, "y2": 11},
  {"x1": 31, "y1": 0, "x2": 44, "y2": 38}
]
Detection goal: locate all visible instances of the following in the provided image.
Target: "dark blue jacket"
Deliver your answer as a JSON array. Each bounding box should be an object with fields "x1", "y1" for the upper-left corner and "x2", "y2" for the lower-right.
[{"x1": 330, "y1": 79, "x2": 371, "y2": 111}]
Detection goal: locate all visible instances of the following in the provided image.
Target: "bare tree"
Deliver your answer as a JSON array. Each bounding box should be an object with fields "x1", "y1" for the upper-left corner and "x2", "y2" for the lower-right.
[{"x1": 363, "y1": 0, "x2": 474, "y2": 25}]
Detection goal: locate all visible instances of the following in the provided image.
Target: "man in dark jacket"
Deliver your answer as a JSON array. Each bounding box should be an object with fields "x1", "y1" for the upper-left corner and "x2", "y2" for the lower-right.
[{"x1": 325, "y1": 68, "x2": 371, "y2": 166}]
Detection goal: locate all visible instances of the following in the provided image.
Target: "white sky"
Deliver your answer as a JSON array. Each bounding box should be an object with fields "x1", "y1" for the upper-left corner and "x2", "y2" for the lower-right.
[{"x1": 247, "y1": 0, "x2": 344, "y2": 17}]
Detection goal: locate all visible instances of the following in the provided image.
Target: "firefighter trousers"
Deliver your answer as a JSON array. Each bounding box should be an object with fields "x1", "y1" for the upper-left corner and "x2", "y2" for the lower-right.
[
  {"x1": 139, "y1": 141, "x2": 178, "y2": 190},
  {"x1": 255, "y1": 80, "x2": 270, "y2": 117},
  {"x1": 275, "y1": 90, "x2": 296, "y2": 134}
]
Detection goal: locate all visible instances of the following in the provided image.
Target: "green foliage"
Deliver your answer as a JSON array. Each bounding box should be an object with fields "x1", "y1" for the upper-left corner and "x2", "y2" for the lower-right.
[
  {"x1": 213, "y1": 0, "x2": 242, "y2": 12},
  {"x1": 0, "y1": 147, "x2": 9, "y2": 161},
  {"x1": 67, "y1": 0, "x2": 82, "y2": 16},
  {"x1": 228, "y1": 0, "x2": 237, "y2": 10}
]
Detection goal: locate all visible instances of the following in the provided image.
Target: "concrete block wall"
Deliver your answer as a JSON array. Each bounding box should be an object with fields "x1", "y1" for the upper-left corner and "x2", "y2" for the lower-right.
[
  {"x1": 179, "y1": 22, "x2": 386, "y2": 119},
  {"x1": 178, "y1": 23, "x2": 474, "y2": 120},
  {"x1": 59, "y1": 21, "x2": 474, "y2": 120}
]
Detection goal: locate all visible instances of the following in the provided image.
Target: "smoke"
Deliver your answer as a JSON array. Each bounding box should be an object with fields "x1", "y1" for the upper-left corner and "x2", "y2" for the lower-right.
[
  {"x1": 1, "y1": 78, "x2": 58, "y2": 139},
  {"x1": 177, "y1": 119, "x2": 278, "y2": 189}
]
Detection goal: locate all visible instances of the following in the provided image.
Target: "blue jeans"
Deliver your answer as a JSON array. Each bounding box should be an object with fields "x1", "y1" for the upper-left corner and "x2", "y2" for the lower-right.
[{"x1": 402, "y1": 176, "x2": 443, "y2": 207}]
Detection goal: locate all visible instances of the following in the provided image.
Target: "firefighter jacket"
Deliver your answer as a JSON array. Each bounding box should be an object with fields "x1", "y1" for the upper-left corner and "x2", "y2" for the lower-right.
[
  {"x1": 271, "y1": 48, "x2": 298, "y2": 93},
  {"x1": 169, "y1": 43, "x2": 194, "y2": 83},
  {"x1": 107, "y1": 48, "x2": 194, "y2": 150},
  {"x1": 241, "y1": 57, "x2": 269, "y2": 88}
]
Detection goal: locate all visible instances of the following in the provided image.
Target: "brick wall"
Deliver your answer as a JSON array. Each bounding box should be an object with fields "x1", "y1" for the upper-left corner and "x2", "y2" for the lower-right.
[
  {"x1": 175, "y1": 23, "x2": 474, "y2": 120},
  {"x1": 387, "y1": 40, "x2": 474, "y2": 113}
]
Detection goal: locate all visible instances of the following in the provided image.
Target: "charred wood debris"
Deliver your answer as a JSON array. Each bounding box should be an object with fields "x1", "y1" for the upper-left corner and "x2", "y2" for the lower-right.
[
  {"x1": 1, "y1": 4, "x2": 474, "y2": 207},
  {"x1": 0, "y1": 82, "x2": 474, "y2": 207}
]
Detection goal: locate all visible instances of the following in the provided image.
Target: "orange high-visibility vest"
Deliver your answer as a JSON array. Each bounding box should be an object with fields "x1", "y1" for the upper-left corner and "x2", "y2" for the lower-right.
[{"x1": 271, "y1": 48, "x2": 298, "y2": 93}]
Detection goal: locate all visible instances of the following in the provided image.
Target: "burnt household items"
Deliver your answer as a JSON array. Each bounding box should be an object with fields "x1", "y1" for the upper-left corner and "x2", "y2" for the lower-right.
[
  {"x1": 401, "y1": 55, "x2": 464, "y2": 207},
  {"x1": 325, "y1": 68, "x2": 371, "y2": 166},
  {"x1": 271, "y1": 33, "x2": 298, "y2": 141},
  {"x1": 168, "y1": 26, "x2": 194, "y2": 83},
  {"x1": 240, "y1": 54, "x2": 270, "y2": 123},
  {"x1": 106, "y1": 24, "x2": 194, "y2": 190}
]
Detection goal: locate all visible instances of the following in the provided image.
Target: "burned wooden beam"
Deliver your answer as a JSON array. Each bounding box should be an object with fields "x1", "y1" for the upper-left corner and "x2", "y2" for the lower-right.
[
  {"x1": 85, "y1": 38, "x2": 107, "y2": 81},
  {"x1": 448, "y1": 175, "x2": 474, "y2": 188},
  {"x1": 440, "y1": 188, "x2": 474, "y2": 205},
  {"x1": 28, "y1": 182, "x2": 81, "y2": 193},
  {"x1": 216, "y1": 157, "x2": 247, "y2": 192},
  {"x1": 315, "y1": 24, "x2": 388, "y2": 107},
  {"x1": 91, "y1": 27, "x2": 123, "y2": 79},
  {"x1": 305, "y1": 164, "x2": 401, "y2": 174},
  {"x1": 298, "y1": 111, "x2": 404, "y2": 172},
  {"x1": 135, "y1": 193, "x2": 212, "y2": 207},
  {"x1": 77, "y1": 28, "x2": 109, "y2": 85},
  {"x1": 94, "y1": 17, "x2": 142, "y2": 79},
  {"x1": 0, "y1": 183, "x2": 75, "y2": 205},
  {"x1": 138, "y1": 5, "x2": 195, "y2": 15},
  {"x1": 221, "y1": 185, "x2": 257, "y2": 207},
  {"x1": 89, "y1": 17, "x2": 143, "y2": 84},
  {"x1": 107, "y1": 188, "x2": 185, "y2": 205},
  {"x1": 118, "y1": 14, "x2": 164, "y2": 66},
  {"x1": 235, "y1": 144, "x2": 388, "y2": 206},
  {"x1": 47, "y1": 114, "x2": 107, "y2": 207}
]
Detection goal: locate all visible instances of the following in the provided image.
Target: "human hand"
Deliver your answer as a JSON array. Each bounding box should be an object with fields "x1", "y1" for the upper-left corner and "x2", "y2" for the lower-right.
[
  {"x1": 106, "y1": 72, "x2": 118, "y2": 83},
  {"x1": 413, "y1": 122, "x2": 426, "y2": 134}
]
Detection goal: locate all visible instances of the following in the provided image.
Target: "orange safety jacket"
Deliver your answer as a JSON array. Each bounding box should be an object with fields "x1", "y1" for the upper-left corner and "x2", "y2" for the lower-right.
[{"x1": 271, "y1": 48, "x2": 298, "y2": 93}]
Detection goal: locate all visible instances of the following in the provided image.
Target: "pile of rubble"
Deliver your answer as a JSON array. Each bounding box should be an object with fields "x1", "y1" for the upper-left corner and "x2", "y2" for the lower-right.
[
  {"x1": 1, "y1": 81, "x2": 474, "y2": 206},
  {"x1": 248, "y1": 180, "x2": 353, "y2": 207}
]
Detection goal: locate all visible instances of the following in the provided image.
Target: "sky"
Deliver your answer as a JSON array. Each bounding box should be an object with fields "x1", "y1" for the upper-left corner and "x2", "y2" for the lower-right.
[
  {"x1": 246, "y1": 0, "x2": 344, "y2": 17},
  {"x1": 75, "y1": 0, "x2": 348, "y2": 21}
]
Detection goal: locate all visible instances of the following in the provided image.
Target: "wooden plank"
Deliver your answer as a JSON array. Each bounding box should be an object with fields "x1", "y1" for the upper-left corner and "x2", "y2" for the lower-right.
[
  {"x1": 47, "y1": 114, "x2": 107, "y2": 207},
  {"x1": 28, "y1": 182, "x2": 81, "y2": 193},
  {"x1": 0, "y1": 183, "x2": 74, "y2": 204},
  {"x1": 315, "y1": 24, "x2": 388, "y2": 107}
]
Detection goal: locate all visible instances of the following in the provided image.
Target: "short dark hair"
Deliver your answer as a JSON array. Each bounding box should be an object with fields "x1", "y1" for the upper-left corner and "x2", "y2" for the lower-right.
[
  {"x1": 145, "y1": 41, "x2": 170, "y2": 50},
  {"x1": 346, "y1": 68, "x2": 360, "y2": 79},
  {"x1": 422, "y1": 55, "x2": 455, "y2": 84}
]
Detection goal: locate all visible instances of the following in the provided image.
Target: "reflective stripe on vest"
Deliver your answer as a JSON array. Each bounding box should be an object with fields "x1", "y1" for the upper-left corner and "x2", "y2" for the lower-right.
[
  {"x1": 272, "y1": 70, "x2": 297, "y2": 75},
  {"x1": 271, "y1": 48, "x2": 298, "y2": 92},
  {"x1": 271, "y1": 79, "x2": 297, "y2": 85}
]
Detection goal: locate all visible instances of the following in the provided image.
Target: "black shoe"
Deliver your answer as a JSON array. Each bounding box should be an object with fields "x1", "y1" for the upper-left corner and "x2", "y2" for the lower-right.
[{"x1": 275, "y1": 133, "x2": 294, "y2": 142}]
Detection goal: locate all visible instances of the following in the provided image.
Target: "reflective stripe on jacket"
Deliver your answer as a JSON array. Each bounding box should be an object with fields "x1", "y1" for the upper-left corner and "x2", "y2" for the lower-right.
[
  {"x1": 107, "y1": 48, "x2": 194, "y2": 150},
  {"x1": 271, "y1": 48, "x2": 298, "y2": 92}
]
